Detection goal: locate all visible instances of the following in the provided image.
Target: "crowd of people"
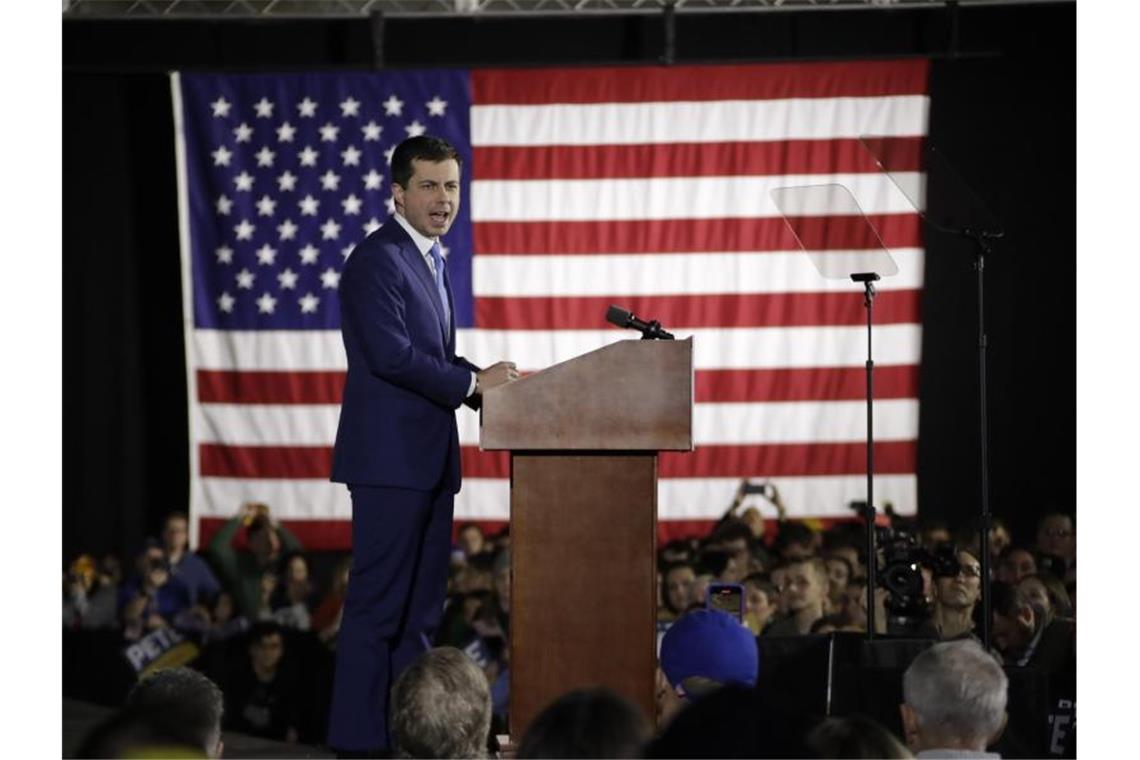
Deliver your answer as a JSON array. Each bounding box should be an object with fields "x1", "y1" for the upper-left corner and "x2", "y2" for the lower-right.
[{"x1": 64, "y1": 489, "x2": 1076, "y2": 757}]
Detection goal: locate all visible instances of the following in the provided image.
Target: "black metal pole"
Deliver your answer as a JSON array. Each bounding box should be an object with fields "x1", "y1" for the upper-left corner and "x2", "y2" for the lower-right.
[
  {"x1": 973, "y1": 234, "x2": 993, "y2": 651},
  {"x1": 852, "y1": 273, "x2": 879, "y2": 640}
]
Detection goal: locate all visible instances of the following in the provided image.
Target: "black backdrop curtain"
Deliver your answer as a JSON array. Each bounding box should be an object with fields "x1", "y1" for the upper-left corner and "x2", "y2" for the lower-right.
[{"x1": 62, "y1": 2, "x2": 1075, "y2": 563}]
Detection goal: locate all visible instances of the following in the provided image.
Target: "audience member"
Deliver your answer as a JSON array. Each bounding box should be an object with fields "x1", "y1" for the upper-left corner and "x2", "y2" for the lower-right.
[
  {"x1": 125, "y1": 666, "x2": 225, "y2": 758},
  {"x1": 990, "y1": 582, "x2": 1076, "y2": 673},
  {"x1": 660, "y1": 608, "x2": 758, "y2": 700},
  {"x1": 741, "y1": 573, "x2": 778, "y2": 635},
  {"x1": 805, "y1": 714, "x2": 912, "y2": 759},
  {"x1": 766, "y1": 556, "x2": 828, "y2": 636},
  {"x1": 774, "y1": 521, "x2": 817, "y2": 561},
  {"x1": 996, "y1": 545, "x2": 1037, "y2": 585},
  {"x1": 271, "y1": 551, "x2": 314, "y2": 630},
  {"x1": 516, "y1": 688, "x2": 651, "y2": 759},
  {"x1": 823, "y1": 553, "x2": 854, "y2": 609},
  {"x1": 390, "y1": 647, "x2": 492, "y2": 759},
  {"x1": 118, "y1": 542, "x2": 193, "y2": 639},
  {"x1": 1034, "y1": 513, "x2": 1075, "y2": 568},
  {"x1": 312, "y1": 555, "x2": 352, "y2": 645},
  {"x1": 1017, "y1": 572, "x2": 1073, "y2": 621},
  {"x1": 207, "y1": 502, "x2": 302, "y2": 620},
  {"x1": 659, "y1": 562, "x2": 697, "y2": 622},
  {"x1": 162, "y1": 511, "x2": 222, "y2": 606},
  {"x1": 222, "y1": 621, "x2": 301, "y2": 743},
  {"x1": 203, "y1": 590, "x2": 249, "y2": 643},
  {"x1": 457, "y1": 523, "x2": 488, "y2": 560},
  {"x1": 922, "y1": 548, "x2": 982, "y2": 641},
  {"x1": 899, "y1": 640, "x2": 1008, "y2": 758},
  {"x1": 988, "y1": 518, "x2": 1012, "y2": 564},
  {"x1": 63, "y1": 554, "x2": 118, "y2": 629}
]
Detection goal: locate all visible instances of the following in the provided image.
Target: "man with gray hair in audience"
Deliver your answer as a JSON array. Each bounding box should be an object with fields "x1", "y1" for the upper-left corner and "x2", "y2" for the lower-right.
[
  {"x1": 391, "y1": 646, "x2": 492, "y2": 758},
  {"x1": 900, "y1": 640, "x2": 1009, "y2": 758}
]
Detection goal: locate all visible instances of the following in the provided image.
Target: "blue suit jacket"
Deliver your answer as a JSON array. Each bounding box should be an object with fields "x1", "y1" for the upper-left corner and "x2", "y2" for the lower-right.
[{"x1": 331, "y1": 220, "x2": 480, "y2": 493}]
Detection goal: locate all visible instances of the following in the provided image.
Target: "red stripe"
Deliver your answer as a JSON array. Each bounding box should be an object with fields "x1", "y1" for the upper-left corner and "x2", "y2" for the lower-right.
[
  {"x1": 197, "y1": 516, "x2": 736, "y2": 552},
  {"x1": 696, "y1": 365, "x2": 919, "y2": 403},
  {"x1": 198, "y1": 370, "x2": 344, "y2": 404},
  {"x1": 472, "y1": 60, "x2": 929, "y2": 104},
  {"x1": 459, "y1": 441, "x2": 915, "y2": 480},
  {"x1": 476, "y1": 290, "x2": 921, "y2": 330},
  {"x1": 195, "y1": 364, "x2": 918, "y2": 407},
  {"x1": 199, "y1": 443, "x2": 332, "y2": 479},
  {"x1": 473, "y1": 213, "x2": 921, "y2": 255},
  {"x1": 474, "y1": 137, "x2": 923, "y2": 181}
]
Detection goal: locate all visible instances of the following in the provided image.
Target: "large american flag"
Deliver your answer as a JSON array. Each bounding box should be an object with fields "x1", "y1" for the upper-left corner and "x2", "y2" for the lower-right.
[{"x1": 172, "y1": 61, "x2": 928, "y2": 550}]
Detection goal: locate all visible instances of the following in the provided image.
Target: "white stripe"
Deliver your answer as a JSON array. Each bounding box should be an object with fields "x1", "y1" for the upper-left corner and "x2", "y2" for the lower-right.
[
  {"x1": 473, "y1": 248, "x2": 924, "y2": 297},
  {"x1": 194, "y1": 398, "x2": 915, "y2": 447},
  {"x1": 192, "y1": 323, "x2": 922, "y2": 374},
  {"x1": 470, "y1": 95, "x2": 929, "y2": 146},
  {"x1": 470, "y1": 173, "x2": 921, "y2": 222},
  {"x1": 193, "y1": 329, "x2": 348, "y2": 371},
  {"x1": 458, "y1": 325, "x2": 922, "y2": 372},
  {"x1": 460, "y1": 402, "x2": 916, "y2": 446},
  {"x1": 193, "y1": 475, "x2": 916, "y2": 522}
]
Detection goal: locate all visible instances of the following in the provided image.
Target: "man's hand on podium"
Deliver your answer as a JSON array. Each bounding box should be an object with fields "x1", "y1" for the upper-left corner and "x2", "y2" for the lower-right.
[{"x1": 475, "y1": 361, "x2": 519, "y2": 395}]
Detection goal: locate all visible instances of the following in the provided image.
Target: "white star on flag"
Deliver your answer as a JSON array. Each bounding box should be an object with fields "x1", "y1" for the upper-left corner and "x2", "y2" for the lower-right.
[
  {"x1": 404, "y1": 120, "x2": 427, "y2": 138},
  {"x1": 277, "y1": 219, "x2": 298, "y2": 240},
  {"x1": 234, "y1": 172, "x2": 254, "y2": 191},
  {"x1": 217, "y1": 292, "x2": 235, "y2": 313},
  {"x1": 212, "y1": 146, "x2": 232, "y2": 166},
  {"x1": 277, "y1": 268, "x2": 299, "y2": 290},
  {"x1": 321, "y1": 219, "x2": 342, "y2": 240},
  {"x1": 299, "y1": 195, "x2": 320, "y2": 216},
  {"x1": 256, "y1": 195, "x2": 277, "y2": 216},
  {"x1": 254, "y1": 97, "x2": 275, "y2": 118},
  {"x1": 236, "y1": 268, "x2": 255, "y2": 289},
  {"x1": 211, "y1": 96, "x2": 231, "y2": 118},
  {"x1": 298, "y1": 146, "x2": 319, "y2": 166},
  {"x1": 234, "y1": 219, "x2": 255, "y2": 240},
  {"x1": 341, "y1": 245, "x2": 355, "y2": 259},
  {"x1": 384, "y1": 145, "x2": 396, "y2": 164},
  {"x1": 299, "y1": 244, "x2": 320, "y2": 265},
  {"x1": 340, "y1": 97, "x2": 361, "y2": 117},
  {"x1": 299, "y1": 293, "x2": 320, "y2": 313},
  {"x1": 320, "y1": 170, "x2": 341, "y2": 191},
  {"x1": 277, "y1": 171, "x2": 298, "y2": 192},
  {"x1": 233, "y1": 123, "x2": 253, "y2": 143},
  {"x1": 215, "y1": 245, "x2": 234, "y2": 264},
  {"x1": 382, "y1": 94, "x2": 404, "y2": 116},
  {"x1": 257, "y1": 292, "x2": 278, "y2": 314},
  {"x1": 385, "y1": 196, "x2": 396, "y2": 215},
  {"x1": 215, "y1": 195, "x2": 233, "y2": 215},
  {"x1": 276, "y1": 122, "x2": 296, "y2": 142},
  {"x1": 255, "y1": 147, "x2": 276, "y2": 167},
  {"x1": 320, "y1": 267, "x2": 341, "y2": 289},
  {"x1": 426, "y1": 96, "x2": 448, "y2": 116},
  {"x1": 363, "y1": 170, "x2": 383, "y2": 190},
  {"x1": 364, "y1": 218, "x2": 382, "y2": 234},
  {"x1": 341, "y1": 194, "x2": 363, "y2": 215},
  {"x1": 297, "y1": 97, "x2": 317, "y2": 117},
  {"x1": 362, "y1": 121, "x2": 382, "y2": 141},
  {"x1": 319, "y1": 122, "x2": 340, "y2": 142},
  {"x1": 256, "y1": 244, "x2": 278, "y2": 265},
  {"x1": 341, "y1": 145, "x2": 362, "y2": 166}
]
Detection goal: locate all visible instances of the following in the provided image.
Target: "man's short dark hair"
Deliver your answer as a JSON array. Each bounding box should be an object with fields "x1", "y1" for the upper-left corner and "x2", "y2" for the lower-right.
[
  {"x1": 709, "y1": 518, "x2": 752, "y2": 546},
  {"x1": 990, "y1": 580, "x2": 1028, "y2": 619},
  {"x1": 125, "y1": 666, "x2": 224, "y2": 755},
  {"x1": 248, "y1": 620, "x2": 284, "y2": 646},
  {"x1": 391, "y1": 136, "x2": 462, "y2": 188},
  {"x1": 517, "y1": 688, "x2": 651, "y2": 759}
]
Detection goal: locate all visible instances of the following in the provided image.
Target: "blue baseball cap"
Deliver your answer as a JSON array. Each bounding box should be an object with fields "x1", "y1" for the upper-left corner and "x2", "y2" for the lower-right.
[{"x1": 660, "y1": 609, "x2": 759, "y2": 692}]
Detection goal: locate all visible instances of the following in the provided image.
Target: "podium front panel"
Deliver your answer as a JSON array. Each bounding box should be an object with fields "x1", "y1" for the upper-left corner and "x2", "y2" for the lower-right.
[{"x1": 509, "y1": 453, "x2": 658, "y2": 738}]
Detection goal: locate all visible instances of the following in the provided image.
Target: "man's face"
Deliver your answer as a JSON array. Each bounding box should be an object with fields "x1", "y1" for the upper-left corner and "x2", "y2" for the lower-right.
[
  {"x1": 934, "y1": 551, "x2": 982, "y2": 611},
  {"x1": 665, "y1": 567, "x2": 695, "y2": 612},
  {"x1": 783, "y1": 562, "x2": 825, "y2": 612},
  {"x1": 459, "y1": 526, "x2": 484, "y2": 557},
  {"x1": 163, "y1": 517, "x2": 189, "y2": 554},
  {"x1": 392, "y1": 158, "x2": 461, "y2": 239},
  {"x1": 992, "y1": 608, "x2": 1034, "y2": 655},
  {"x1": 1037, "y1": 515, "x2": 1075, "y2": 560},
  {"x1": 997, "y1": 549, "x2": 1036, "y2": 584},
  {"x1": 251, "y1": 633, "x2": 284, "y2": 673},
  {"x1": 1017, "y1": 576, "x2": 1052, "y2": 617}
]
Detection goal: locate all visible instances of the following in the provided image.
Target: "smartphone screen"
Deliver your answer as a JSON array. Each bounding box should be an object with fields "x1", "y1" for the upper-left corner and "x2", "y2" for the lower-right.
[{"x1": 706, "y1": 583, "x2": 744, "y2": 623}]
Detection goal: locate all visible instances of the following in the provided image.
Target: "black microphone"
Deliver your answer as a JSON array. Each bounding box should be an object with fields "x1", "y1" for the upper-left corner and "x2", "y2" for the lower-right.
[{"x1": 605, "y1": 305, "x2": 675, "y2": 340}]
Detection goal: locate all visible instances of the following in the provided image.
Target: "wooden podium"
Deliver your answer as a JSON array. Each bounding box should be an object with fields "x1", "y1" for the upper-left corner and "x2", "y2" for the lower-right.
[{"x1": 481, "y1": 338, "x2": 694, "y2": 737}]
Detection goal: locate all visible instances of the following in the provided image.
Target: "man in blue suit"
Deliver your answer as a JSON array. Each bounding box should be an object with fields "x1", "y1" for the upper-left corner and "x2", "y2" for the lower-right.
[{"x1": 327, "y1": 135, "x2": 516, "y2": 755}]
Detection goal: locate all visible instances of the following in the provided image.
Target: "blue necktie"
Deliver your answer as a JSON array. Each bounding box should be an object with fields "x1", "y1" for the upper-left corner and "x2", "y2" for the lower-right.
[{"x1": 429, "y1": 241, "x2": 451, "y2": 339}]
